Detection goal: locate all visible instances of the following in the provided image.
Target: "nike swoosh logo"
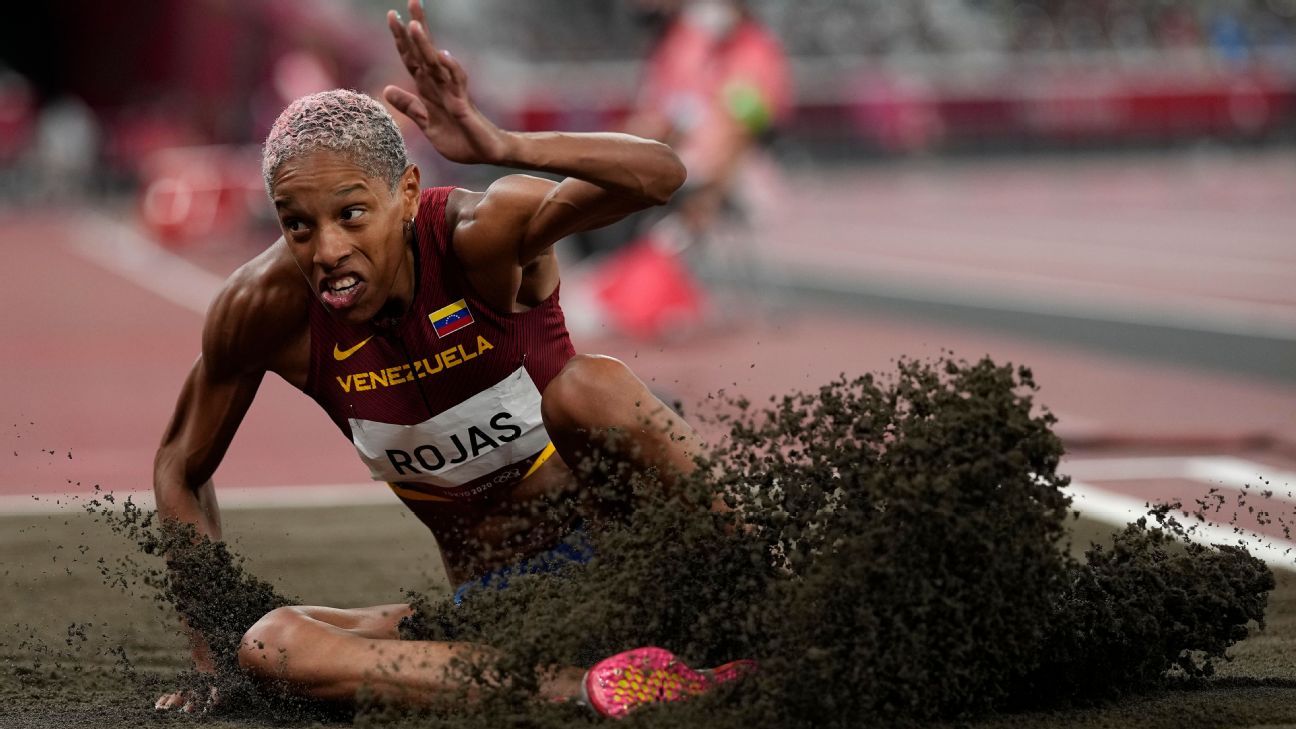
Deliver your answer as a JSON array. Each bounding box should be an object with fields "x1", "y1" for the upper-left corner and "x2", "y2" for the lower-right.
[{"x1": 333, "y1": 336, "x2": 374, "y2": 361}]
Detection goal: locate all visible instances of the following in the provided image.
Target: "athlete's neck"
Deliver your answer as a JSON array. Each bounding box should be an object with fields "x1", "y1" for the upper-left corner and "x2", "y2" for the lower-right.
[{"x1": 371, "y1": 231, "x2": 420, "y2": 330}]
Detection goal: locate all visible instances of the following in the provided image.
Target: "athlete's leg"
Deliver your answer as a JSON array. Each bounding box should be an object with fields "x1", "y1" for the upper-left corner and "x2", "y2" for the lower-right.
[
  {"x1": 541, "y1": 354, "x2": 704, "y2": 492},
  {"x1": 285, "y1": 603, "x2": 413, "y2": 637},
  {"x1": 237, "y1": 604, "x2": 583, "y2": 704}
]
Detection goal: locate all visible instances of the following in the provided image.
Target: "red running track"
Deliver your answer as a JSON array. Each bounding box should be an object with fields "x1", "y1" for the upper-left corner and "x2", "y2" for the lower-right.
[{"x1": 3, "y1": 154, "x2": 1295, "y2": 562}]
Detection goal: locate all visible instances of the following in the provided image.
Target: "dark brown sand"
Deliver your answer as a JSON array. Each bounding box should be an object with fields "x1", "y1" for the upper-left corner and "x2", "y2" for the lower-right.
[
  {"x1": 2, "y1": 359, "x2": 1293, "y2": 728},
  {"x1": 2, "y1": 512, "x2": 1294, "y2": 728}
]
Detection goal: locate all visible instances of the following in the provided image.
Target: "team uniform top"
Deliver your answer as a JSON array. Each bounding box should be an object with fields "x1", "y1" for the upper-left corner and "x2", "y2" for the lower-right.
[{"x1": 303, "y1": 186, "x2": 576, "y2": 502}]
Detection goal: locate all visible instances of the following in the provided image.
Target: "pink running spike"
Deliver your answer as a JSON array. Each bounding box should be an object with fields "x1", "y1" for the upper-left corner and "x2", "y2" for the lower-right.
[{"x1": 581, "y1": 646, "x2": 756, "y2": 719}]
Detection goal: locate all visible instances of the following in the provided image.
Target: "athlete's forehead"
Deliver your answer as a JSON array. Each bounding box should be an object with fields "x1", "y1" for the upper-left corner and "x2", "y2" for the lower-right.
[{"x1": 269, "y1": 150, "x2": 386, "y2": 206}]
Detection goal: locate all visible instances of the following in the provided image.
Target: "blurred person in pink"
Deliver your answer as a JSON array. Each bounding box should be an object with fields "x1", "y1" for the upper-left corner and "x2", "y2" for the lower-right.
[
  {"x1": 625, "y1": 0, "x2": 791, "y2": 236},
  {"x1": 575, "y1": 0, "x2": 791, "y2": 340}
]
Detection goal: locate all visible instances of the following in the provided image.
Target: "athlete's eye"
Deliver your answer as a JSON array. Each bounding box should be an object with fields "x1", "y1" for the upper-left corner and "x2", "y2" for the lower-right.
[
  {"x1": 283, "y1": 219, "x2": 306, "y2": 234},
  {"x1": 340, "y1": 207, "x2": 366, "y2": 223}
]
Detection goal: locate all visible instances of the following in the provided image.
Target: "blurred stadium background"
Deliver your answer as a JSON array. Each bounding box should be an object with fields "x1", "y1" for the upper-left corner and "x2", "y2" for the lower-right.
[
  {"x1": 2, "y1": 0, "x2": 1295, "y2": 581},
  {"x1": 3, "y1": 2, "x2": 1296, "y2": 725}
]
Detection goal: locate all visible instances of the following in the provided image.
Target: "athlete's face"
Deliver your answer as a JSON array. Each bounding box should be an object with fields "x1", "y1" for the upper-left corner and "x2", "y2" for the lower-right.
[{"x1": 271, "y1": 150, "x2": 421, "y2": 324}]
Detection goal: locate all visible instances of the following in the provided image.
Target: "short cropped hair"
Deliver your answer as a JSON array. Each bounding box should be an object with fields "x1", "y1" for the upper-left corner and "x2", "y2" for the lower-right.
[{"x1": 262, "y1": 89, "x2": 409, "y2": 195}]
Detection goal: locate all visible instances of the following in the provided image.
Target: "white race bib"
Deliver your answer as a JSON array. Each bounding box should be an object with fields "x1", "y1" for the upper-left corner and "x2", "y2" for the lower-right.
[{"x1": 348, "y1": 366, "x2": 549, "y2": 488}]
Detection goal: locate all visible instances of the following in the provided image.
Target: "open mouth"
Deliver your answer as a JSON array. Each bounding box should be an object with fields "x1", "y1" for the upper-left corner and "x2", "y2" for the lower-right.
[{"x1": 319, "y1": 274, "x2": 367, "y2": 310}]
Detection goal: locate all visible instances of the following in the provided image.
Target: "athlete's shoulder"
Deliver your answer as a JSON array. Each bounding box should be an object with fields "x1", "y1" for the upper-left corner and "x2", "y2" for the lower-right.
[
  {"x1": 202, "y1": 238, "x2": 310, "y2": 379},
  {"x1": 443, "y1": 185, "x2": 477, "y2": 231},
  {"x1": 447, "y1": 176, "x2": 554, "y2": 226},
  {"x1": 447, "y1": 176, "x2": 555, "y2": 261}
]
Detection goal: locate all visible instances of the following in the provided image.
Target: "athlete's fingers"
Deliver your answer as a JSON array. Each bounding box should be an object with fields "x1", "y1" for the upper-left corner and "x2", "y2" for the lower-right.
[
  {"x1": 387, "y1": 11, "x2": 420, "y2": 76},
  {"x1": 155, "y1": 692, "x2": 183, "y2": 710},
  {"x1": 384, "y1": 86, "x2": 432, "y2": 127},
  {"x1": 431, "y1": 53, "x2": 454, "y2": 88},
  {"x1": 389, "y1": 10, "x2": 442, "y2": 89},
  {"x1": 439, "y1": 50, "x2": 469, "y2": 96},
  {"x1": 407, "y1": 0, "x2": 428, "y2": 28},
  {"x1": 408, "y1": 20, "x2": 443, "y2": 76}
]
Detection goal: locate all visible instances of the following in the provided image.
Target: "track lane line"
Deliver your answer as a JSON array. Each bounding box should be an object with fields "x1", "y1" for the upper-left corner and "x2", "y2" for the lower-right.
[
  {"x1": 1066, "y1": 456, "x2": 1296, "y2": 501},
  {"x1": 1068, "y1": 479, "x2": 1296, "y2": 570},
  {"x1": 66, "y1": 211, "x2": 223, "y2": 316}
]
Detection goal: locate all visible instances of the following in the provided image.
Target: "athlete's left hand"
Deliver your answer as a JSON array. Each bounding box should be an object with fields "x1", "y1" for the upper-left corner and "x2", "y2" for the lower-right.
[{"x1": 384, "y1": 0, "x2": 511, "y2": 166}]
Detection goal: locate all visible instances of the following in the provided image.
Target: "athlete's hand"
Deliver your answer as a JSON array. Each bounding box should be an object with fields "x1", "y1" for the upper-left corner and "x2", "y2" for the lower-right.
[{"x1": 384, "y1": 0, "x2": 511, "y2": 166}]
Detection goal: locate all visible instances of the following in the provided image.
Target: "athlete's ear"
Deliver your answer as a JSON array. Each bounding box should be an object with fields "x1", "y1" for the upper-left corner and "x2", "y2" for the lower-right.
[{"x1": 399, "y1": 164, "x2": 421, "y2": 220}]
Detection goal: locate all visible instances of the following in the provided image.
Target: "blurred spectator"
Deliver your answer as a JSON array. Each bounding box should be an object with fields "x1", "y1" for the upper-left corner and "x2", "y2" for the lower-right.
[
  {"x1": 1209, "y1": 10, "x2": 1252, "y2": 62},
  {"x1": 625, "y1": 0, "x2": 791, "y2": 236},
  {"x1": 1156, "y1": 3, "x2": 1205, "y2": 49},
  {"x1": 0, "y1": 67, "x2": 36, "y2": 199},
  {"x1": 0, "y1": 67, "x2": 35, "y2": 168},
  {"x1": 31, "y1": 96, "x2": 101, "y2": 201},
  {"x1": 580, "y1": 0, "x2": 792, "y2": 341}
]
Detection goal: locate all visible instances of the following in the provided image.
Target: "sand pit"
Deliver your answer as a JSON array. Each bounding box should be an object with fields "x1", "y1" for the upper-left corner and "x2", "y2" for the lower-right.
[{"x1": 2, "y1": 357, "x2": 1293, "y2": 728}]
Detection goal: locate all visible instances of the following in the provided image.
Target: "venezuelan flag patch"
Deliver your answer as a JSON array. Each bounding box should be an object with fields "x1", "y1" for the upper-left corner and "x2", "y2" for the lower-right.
[{"x1": 428, "y1": 299, "x2": 475, "y2": 338}]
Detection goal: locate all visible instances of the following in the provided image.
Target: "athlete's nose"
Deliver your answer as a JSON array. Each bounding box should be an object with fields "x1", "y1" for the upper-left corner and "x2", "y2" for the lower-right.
[{"x1": 314, "y1": 223, "x2": 352, "y2": 268}]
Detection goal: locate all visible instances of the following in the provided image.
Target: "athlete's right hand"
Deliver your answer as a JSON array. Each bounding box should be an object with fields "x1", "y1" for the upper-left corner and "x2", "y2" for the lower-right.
[
  {"x1": 155, "y1": 685, "x2": 219, "y2": 714},
  {"x1": 383, "y1": 0, "x2": 512, "y2": 166}
]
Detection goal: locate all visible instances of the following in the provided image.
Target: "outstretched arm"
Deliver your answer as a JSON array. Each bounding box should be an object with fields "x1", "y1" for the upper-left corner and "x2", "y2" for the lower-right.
[
  {"x1": 153, "y1": 359, "x2": 261, "y2": 542},
  {"x1": 152, "y1": 256, "x2": 303, "y2": 710},
  {"x1": 153, "y1": 251, "x2": 304, "y2": 539},
  {"x1": 153, "y1": 277, "x2": 274, "y2": 541},
  {"x1": 383, "y1": 1, "x2": 685, "y2": 261},
  {"x1": 151, "y1": 335, "x2": 262, "y2": 712}
]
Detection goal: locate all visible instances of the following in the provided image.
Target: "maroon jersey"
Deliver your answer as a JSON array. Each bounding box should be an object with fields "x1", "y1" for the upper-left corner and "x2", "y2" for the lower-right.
[{"x1": 303, "y1": 186, "x2": 576, "y2": 501}]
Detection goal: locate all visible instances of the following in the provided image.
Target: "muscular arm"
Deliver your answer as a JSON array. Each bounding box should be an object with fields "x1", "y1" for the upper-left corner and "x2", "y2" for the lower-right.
[
  {"x1": 498, "y1": 131, "x2": 685, "y2": 208},
  {"x1": 151, "y1": 246, "x2": 306, "y2": 691},
  {"x1": 454, "y1": 132, "x2": 686, "y2": 271},
  {"x1": 152, "y1": 356, "x2": 262, "y2": 541},
  {"x1": 153, "y1": 267, "x2": 277, "y2": 537},
  {"x1": 151, "y1": 348, "x2": 262, "y2": 692},
  {"x1": 383, "y1": 3, "x2": 686, "y2": 269},
  {"x1": 153, "y1": 244, "x2": 306, "y2": 536},
  {"x1": 503, "y1": 130, "x2": 684, "y2": 263}
]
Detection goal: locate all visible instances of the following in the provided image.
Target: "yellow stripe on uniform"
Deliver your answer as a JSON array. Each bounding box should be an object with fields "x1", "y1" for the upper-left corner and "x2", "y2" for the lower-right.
[
  {"x1": 522, "y1": 442, "x2": 556, "y2": 480},
  {"x1": 388, "y1": 483, "x2": 452, "y2": 502}
]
